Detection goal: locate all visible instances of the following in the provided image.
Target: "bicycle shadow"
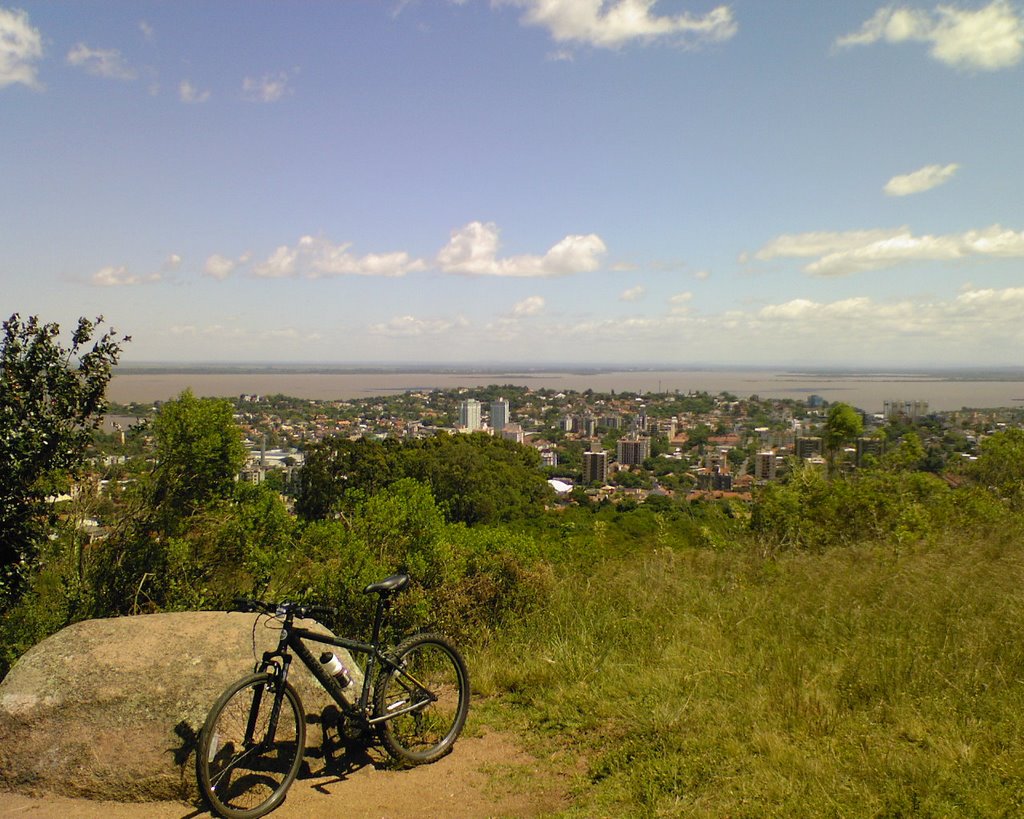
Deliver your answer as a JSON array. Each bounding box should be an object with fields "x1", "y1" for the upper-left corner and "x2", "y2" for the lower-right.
[
  {"x1": 172, "y1": 707, "x2": 378, "y2": 818},
  {"x1": 301, "y1": 705, "x2": 379, "y2": 789}
]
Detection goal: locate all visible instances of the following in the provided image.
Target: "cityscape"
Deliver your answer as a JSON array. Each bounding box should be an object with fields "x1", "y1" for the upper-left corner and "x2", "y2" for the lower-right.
[{"x1": 99, "y1": 385, "x2": 1022, "y2": 516}]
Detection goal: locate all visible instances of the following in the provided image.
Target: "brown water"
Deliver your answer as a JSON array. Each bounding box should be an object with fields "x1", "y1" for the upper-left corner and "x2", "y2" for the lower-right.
[{"x1": 106, "y1": 369, "x2": 1024, "y2": 413}]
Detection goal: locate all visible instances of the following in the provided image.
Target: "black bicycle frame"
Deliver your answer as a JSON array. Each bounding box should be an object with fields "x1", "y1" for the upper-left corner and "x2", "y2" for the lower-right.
[{"x1": 256, "y1": 595, "x2": 431, "y2": 730}]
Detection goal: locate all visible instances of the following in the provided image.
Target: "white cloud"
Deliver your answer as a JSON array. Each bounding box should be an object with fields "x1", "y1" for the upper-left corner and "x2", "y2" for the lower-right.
[
  {"x1": 369, "y1": 315, "x2": 470, "y2": 337},
  {"x1": 668, "y1": 291, "x2": 693, "y2": 313},
  {"x1": 693, "y1": 269, "x2": 710, "y2": 280},
  {"x1": 505, "y1": 0, "x2": 738, "y2": 49},
  {"x1": 179, "y1": 80, "x2": 211, "y2": 103},
  {"x1": 66, "y1": 43, "x2": 137, "y2": 80},
  {"x1": 620, "y1": 285, "x2": 646, "y2": 301},
  {"x1": 755, "y1": 228, "x2": 909, "y2": 260},
  {"x1": 836, "y1": 1, "x2": 1024, "y2": 71},
  {"x1": 90, "y1": 265, "x2": 161, "y2": 287},
  {"x1": 253, "y1": 244, "x2": 300, "y2": 278},
  {"x1": 748, "y1": 288, "x2": 1024, "y2": 348},
  {"x1": 437, "y1": 221, "x2": 606, "y2": 277},
  {"x1": 512, "y1": 295, "x2": 546, "y2": 316},
  {"x1": 758, "y1": 296, "x2": 874, "y2": 321},
  {"x1": 305, "y1": 237, "x2": 427, "y2": 278},
  {"x1": 253, "y1": 236, "x2": 425, "y2": 279},
  {"x1": 884, "y1": 163, "x2": 959, "y2": 196},
  {"x1": 169, "y1": 323, "x2": 246, "y2": 339},
  {"x1": 139, "y1": 21, "x2": 154, "y2": 41},
  {"x1": 204, "y1": 253, "x2": 242, "y2": 280},
  {"x1": 331, "y1": 283, "x2": 1024, "y2": 364},
  {"x1": 0, "y1": 7, "x2": 43, "y2": 89},
  {"x1": 754, "y1": 224, "x2": 1024, "y2": 277},
  {"x1": 163, "y1": 253, "x2": 182, "y2": 271},
  {"x1": 243, "y1": 71, "x2": 292, "y2": 102}
]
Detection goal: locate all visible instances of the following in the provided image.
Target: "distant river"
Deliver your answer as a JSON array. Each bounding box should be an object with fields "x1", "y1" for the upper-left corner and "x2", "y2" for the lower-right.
[{"x1": 106, "y1": 368, "x2": 1024, "y2": 413}]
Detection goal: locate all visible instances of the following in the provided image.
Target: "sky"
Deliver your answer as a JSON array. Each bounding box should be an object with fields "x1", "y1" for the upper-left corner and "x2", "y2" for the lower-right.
[{"x1": 2, "y1": 0, "x2": 1023, "y2": 367}]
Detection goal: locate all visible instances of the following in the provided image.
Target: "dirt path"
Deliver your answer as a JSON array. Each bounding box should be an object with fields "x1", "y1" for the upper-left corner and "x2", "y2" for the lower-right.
[{"x1": 0, "y1": 730, "x2": 568, "y2": 818}]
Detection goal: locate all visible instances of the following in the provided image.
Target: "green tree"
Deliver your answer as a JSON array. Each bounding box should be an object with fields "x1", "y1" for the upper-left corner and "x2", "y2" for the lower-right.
[
  {"x1": 880, "y1": 431, "x2": 925, "y2": 472},
  {"x1": 150, "y1": 390, "x2": 247, "y2": 527},
  {"x1": 824, "y1": 402, "x2": 863, "y2": 473},
  {"x1": 0, "y1": 314, "x2": 127, "y2": 606},
  {"x1": 297, "y1": 432, "x2": 552, "y2": 526},
  {"x1": 968, "y1": 428, "x2": 1024, "y2": 510}
]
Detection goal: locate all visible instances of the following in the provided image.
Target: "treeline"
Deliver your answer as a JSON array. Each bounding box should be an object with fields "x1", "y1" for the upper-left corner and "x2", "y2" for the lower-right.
[{"x1": 295, "y1": 433, "x2": 553, "y2": 525}]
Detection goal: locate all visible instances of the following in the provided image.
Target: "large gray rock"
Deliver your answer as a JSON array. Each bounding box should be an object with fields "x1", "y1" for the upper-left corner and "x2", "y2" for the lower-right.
[{"x1": 0, "y1": 611, "x2": 364, "y2": 801}]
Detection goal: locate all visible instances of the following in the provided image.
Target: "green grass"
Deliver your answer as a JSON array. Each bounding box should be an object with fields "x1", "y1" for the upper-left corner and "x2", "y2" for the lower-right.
[{"x1": 473, "y1": 531, "x2": 1024, "y2": 817}]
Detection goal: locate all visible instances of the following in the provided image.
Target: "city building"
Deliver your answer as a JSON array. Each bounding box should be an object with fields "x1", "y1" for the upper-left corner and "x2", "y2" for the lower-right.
[
  {"x1": 884, "y1": 400, "x2": 929, "y2": 421},
  {"x1": 617, "y1": 436, "x2": 650, "y2": 466},
  {"x1": 796, "y1": 436, "x2": 822, "y2": 459},
  {"x1": 856, "y1": 436, "x2": 884, "y2": 467},
  {"x1": 491, "y1": 398, "x2": 509, "y2": 432},
  {"x1": 754, "y1": 451, "x2": 777, "y2": 481},
  {"x1": 583, "y1": 450, "x2": 609, "y2": 484},
  {"x1": 459, "y1": 398, "x2": 482, "y2": 431},
  {"x1": 500, "y1": 423, "x2": 525, "y2": 444}
]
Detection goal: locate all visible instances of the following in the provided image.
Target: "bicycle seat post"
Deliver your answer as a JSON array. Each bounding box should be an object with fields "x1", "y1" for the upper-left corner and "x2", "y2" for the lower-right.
[{"x1": 369, "y1": 593, "x2": 390, "y2": 647}]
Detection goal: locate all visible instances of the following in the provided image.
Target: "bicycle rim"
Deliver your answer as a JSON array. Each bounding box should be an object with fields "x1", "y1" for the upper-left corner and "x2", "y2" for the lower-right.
[
  {"x1": 375, "y1": 634, "x2": 469, "y2": 765},
  {"x1": 198, "y1": 673, "x2": 305, "y2": 819}
]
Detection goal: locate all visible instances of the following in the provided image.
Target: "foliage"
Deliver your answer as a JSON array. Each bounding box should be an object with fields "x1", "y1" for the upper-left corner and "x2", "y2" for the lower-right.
[
  {"x1": 823, "y1": 401, "x2": 863, "y2": 471},
  {"x1": 296, "y1": 432, "x2": 553, "y2": 526},
  {"x1": 149, "y1": 389, "x2": 247, "y2": 526},
  {"x1": 86, "y1": 482, "x2": 296, "y2": 615},
  {"x1": 751, "y1": 461, "x2": 957, "y2": 552},
  {"x1": 967, "y1": 427, "x2": 1024, "y2": 510},
  {"x1": 294, "y1": 437, "x2": 403, "y2": 520},
  {"x1": 295, "y1": 479, "x2": 551, "y2": 643},
  {"x1": 0, "y1": 314, "x2": 127, "y2": 607}
]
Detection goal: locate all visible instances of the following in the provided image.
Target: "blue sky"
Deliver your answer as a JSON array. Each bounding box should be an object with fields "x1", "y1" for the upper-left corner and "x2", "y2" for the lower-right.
[{"x1": 2, "y1": 0, "x2": 1023, "y2": 366}]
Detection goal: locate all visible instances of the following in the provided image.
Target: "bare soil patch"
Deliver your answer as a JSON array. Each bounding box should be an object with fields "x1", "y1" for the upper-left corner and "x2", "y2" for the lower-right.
[{"x1": 0, "y1": 729, "x2": 567, "y2": 818}]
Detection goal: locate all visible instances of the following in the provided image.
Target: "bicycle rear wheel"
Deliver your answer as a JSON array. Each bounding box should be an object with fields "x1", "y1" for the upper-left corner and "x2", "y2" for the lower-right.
[
  {"x1": 374, "y1": 633, "x2": 470, "y2": 765},
  {"x1": 197, "y1": 672, "x2": 305, "y2": 819}
]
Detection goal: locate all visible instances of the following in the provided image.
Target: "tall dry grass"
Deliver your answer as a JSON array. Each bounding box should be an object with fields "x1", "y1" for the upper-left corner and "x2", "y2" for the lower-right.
[{"x1": 475, "y1": 527, "x2": 1024, "y2": 816}]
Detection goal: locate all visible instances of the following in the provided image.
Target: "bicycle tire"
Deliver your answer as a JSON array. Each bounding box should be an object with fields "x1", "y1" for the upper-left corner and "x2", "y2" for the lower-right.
[
  {"x1": 197, "y1": 672, "x2": 306, "y2": 819},
  {"x1": 373, "y1": 633, "x2": 470, "y2": 765}
]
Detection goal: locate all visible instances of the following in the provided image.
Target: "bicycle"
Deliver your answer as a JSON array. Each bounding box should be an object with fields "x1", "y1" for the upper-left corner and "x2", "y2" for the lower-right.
[{"x1": 196, "y1": 572, "x2": 470, "y2": 819}]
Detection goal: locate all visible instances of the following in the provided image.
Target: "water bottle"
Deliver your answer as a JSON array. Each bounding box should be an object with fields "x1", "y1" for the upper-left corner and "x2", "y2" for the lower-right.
[{"x1": 320, "y1": 652, "x2": 351, "y2": 688}]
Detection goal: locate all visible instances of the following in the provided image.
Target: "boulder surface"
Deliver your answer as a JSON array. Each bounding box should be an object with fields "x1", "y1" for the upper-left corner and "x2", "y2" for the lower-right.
[{"x1": 0, "y1": 611, "x2": 361, "y2": 801}]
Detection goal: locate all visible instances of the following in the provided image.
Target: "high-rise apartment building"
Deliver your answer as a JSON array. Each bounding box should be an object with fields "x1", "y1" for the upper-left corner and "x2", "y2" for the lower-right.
[
  {"x1": 795, "y1": 436, "x2": 822, "y2": 460},
  {"x1": 884, "y1": 400, "x2": 929, "y2": 421},
  {"x1": 617, "y1": 436, "x2": 650, "y2": 466},
  {"x1": 583, "y1": 450, "x2": 609, "y2": 484},
  {"x1": 491, "y1": 398, "x2": 509, "y2": 432},
  {"x1": 856, "y1": 436, "x2": 884, "y2": 467},
  {"x1": 754, "y1": 451, "x2": 777, "y2": 480},
  {"x1": 459, "y1": 398, "x2": 482, "y2": 431}
]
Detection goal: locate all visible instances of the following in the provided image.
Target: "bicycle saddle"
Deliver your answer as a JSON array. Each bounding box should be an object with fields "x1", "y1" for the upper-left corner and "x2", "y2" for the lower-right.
[{"x1": 363, "y1": 573, "x2": 410, "y2": 596}]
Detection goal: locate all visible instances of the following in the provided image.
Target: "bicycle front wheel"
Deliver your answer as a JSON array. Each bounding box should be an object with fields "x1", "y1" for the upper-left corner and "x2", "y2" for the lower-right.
[
  {"x1": 197, "y1": 672, "x2": 306, "y2": 819},
  {"x1": 374, "y1": 633, "x2": 470, "y2": 765}
]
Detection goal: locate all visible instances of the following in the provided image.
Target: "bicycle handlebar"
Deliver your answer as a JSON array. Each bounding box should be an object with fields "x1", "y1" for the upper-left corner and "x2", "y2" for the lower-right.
[{"x1": 230, "y1": 597, "x2": 337, "y2": 623}]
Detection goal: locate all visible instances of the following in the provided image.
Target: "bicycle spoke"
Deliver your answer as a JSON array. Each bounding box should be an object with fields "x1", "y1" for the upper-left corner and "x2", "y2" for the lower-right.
[{"x1": 198, "y1": 674, "x2": 305, "y2": 819}]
